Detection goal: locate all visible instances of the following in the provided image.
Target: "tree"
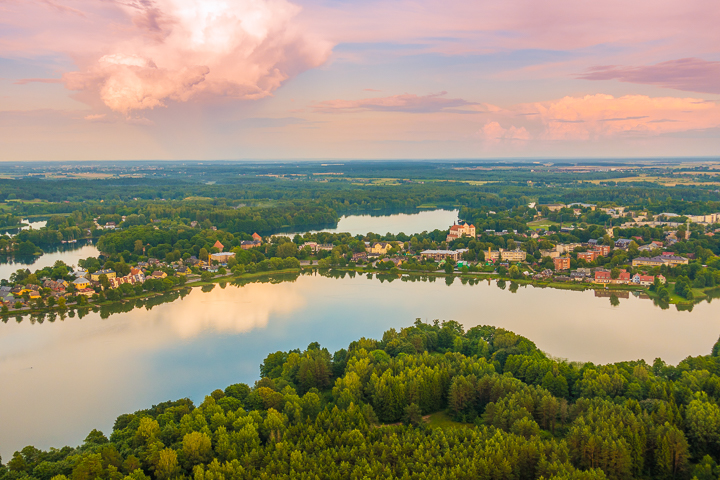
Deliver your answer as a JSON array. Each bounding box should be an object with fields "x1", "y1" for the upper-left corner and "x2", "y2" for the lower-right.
[
  {"x1": 199, "y1": 248, "x2": 209, "y2": 261},
  {"x1": 277, "y1": 242, "x2": 298, "y2": 258},
  {"x1": 444, "y1": 259, "x2": 455, "y2": 274},
  {"x1": 403, "y1": 403, "x2": 423, "y2": 426}
]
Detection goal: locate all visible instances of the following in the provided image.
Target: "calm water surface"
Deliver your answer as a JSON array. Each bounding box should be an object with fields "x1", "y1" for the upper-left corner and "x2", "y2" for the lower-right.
[
  {"x1": 0, "y1": 241, "x2": 100, "y2": 281},
  {"x1": 290, "y1": 209, "x2": 459, "y2": 236},
  {"x1": 1, "y1": 273, "x2": 719, "y2": 457}
]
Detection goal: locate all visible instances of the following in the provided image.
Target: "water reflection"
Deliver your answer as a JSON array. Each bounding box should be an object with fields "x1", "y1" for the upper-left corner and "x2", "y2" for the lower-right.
[
  {"x1": 287, "y1": 209, "x2": 459, "y2": 236},
  {"x1": 0, "y1": 241, "x2": 100, "y2": 281},
  {"x1": 1, "y1": 273, "x2": 720, "y2": 458}
]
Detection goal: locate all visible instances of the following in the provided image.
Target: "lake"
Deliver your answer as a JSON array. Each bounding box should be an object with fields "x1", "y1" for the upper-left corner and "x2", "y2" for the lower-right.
[
  {"x1": 1, "y1": 272, "x2": 719, "y2": 458},
  {"x1": 287, "y1": 209, "x2": 459, "y2": 236},
  {"x1": 0, "y1": 241, "x2": 100, "y2": 281}
]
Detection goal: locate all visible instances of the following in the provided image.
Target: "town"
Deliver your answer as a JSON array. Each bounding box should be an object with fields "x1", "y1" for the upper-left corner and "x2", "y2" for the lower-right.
[{"x1": 2, "y1": 200, "x2": 719, "y2": 315}]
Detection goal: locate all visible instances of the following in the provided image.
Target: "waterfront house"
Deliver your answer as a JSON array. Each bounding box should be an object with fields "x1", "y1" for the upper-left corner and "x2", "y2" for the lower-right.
[{"x1": 594, "y1": 270, "x2": 611, "y2": 283}]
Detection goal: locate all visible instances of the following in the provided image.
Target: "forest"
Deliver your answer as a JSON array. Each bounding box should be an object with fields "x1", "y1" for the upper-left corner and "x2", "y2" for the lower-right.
[{"x1": 2, "y1": 320, "x2": 720, "y2": 480}]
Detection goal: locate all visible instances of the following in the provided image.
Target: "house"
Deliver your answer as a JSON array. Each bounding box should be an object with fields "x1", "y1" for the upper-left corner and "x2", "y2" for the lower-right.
[
  {"x1": 176, "y1": 266, "x2": 192, "y2": 275},
  {"x1": 72, "y1": 269, "x2": 88, "y2": 278},
  {"x1": 553, "y1": 256, "x2": 571, "y2": 271},
  {"x1": 73, "y1": 277, "x2": 91, "y2": 288},
  {"x1": 638, "y1": 244, "x2": 655, "y2": 252},
  {"x1": 587, "y1": 239, "x2": 599, "y2": 246},
  {"x1": 420, "y1": 249, "x2": 468, "y2": 262},
  {"x1": 252, "y1": 233, "x2": 262, "y2": 242},
  {"x1": 150, "y1": 271, "x2": 167, "y2": 279},
  {"x1": 370, "y1": 242, "x2": 392, "y2": 255},
  {"x1": 615, "y1": 238, "x2": 633, "y2": 249},
  {"x1": 568, "y1": 203, "x2": 597, "y2": 211},
  {"x1": 213, "y1": 240, "x2": 224, "y2": 252},
  {"x1": 632, "y1": 274, "x2": 655, "y2": 286},
  {"x1": 190, "y1": 221, "x2": 199, "y2": 228},
  {"x1": 541, "y1": 204, "x2": 565, "y2": 212},
  {"x1": 446, "y1": 222, "x2": 476, "y2": 242},
  {"x1": 104, "y1": 222, "x2": 116, "y2": 230},
  {"x1": 613, "y1": 270, "x2": 631, "y2": 284},
  {"x1": 352, "y1": 252, "x2": 368, "y2": 262},
  {"x1": 240, "y1": 240, "x2": 261, "y2": 250},
  {"x1": 593, "y1": 245, "x2": 611, "y2": 256},
  {"x1": 594, "y1": 270, "x2": 611, "y2": 283},
  {"x1": 90, "y1": 269, "x2": 116, "y2": 281}
]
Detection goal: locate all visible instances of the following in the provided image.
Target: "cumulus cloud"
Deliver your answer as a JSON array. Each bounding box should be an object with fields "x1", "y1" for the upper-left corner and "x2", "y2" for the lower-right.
[
  {"x1": 55, "y1": 0, "x2": 332, "y2": 113},
  {"x1": 479, "y1": 121, "x2": 530, "y2": 143},
  {"x1": 529, "y1": 94, "x2": 720, "y2": 140},
  {"x1": 312, "y1": 91, "x2": 477, "y2": 113},
  {"x1": 578, "y1": 58, "x2": 720, "y2": 94}
]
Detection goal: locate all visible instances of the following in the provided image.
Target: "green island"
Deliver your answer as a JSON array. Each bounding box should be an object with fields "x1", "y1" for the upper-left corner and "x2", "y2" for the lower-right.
[{"x1": 3, "y1": 320, "x2": 720, "y2": 479}]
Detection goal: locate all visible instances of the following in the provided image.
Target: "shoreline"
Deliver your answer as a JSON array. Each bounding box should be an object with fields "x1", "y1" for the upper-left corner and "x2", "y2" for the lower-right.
[{"x1": 3, "y1": 265, "x2": 717, "y2": 320}]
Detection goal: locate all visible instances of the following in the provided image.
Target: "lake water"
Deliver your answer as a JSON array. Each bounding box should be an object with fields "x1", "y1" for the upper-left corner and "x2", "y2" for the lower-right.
[
  {"x1": 1, "y1": 272, "x2": 719, "y2": 457},
  {"x1": 288, "y1": 209, "x2": 459, "y2": 236},
  {"x1": 0, "y1": 241, "x2": 100, "y2": 281}
]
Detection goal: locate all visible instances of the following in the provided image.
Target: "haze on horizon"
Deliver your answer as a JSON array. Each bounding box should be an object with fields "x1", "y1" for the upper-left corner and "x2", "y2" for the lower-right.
[{"x1": 1, "y1": 0, "x2": 719, "y2": 161}]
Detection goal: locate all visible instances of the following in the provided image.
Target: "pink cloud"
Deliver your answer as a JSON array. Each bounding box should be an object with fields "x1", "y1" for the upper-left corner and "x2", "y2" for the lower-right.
[
  {"x1": 14, "y1": 78, "x2": 63, "y2": 85},
  {"x1": 528, "y1": 94, "x2": 720, "y2": 140},
  {"x1": 578, "y1": 58, "x2": 720, "y2": 94},
  {"x1": 312, "y1": 91, "x2": 477, "y2": 113},
  {"x1": 300, "y1": 0, "x2": 720, "y2": 57},
  {"x1": 3, "y1": 0, "x2": 332, "y2": 113},
  {"x1": 479, "y1": 122, "x2": 530, "y2": 144}
]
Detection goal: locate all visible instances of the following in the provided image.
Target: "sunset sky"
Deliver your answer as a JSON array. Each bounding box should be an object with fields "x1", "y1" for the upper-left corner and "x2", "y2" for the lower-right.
[{"x1": 1, "y1": 0, "x2": 719, "y2": 160}]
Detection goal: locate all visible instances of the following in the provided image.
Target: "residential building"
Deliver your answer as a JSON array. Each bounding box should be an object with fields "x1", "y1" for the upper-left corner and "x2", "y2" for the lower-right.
[
  {"x1": 151, "y1": 271, "x2": 167, "y2": 279},
  {"x1": 553, "y1": 256, "x2": 571, "y2": 271},
  {"x1": 632, "y1": 255, "x2": 689, "y2": 267},
  {"x1": 90, "y1": 269, "x2": 116, "y2": 281},
  {"x1": 252, "y1": 233, "x2": 262, "y2": 242},
  {"x1": 615, "y1": 238, "x2": 633, "y2": 249},
  {"x1": 240, "y1": 240, "x2": 261, "y2": 250},
  {"x1": 73, "y1": 277, "x2": 91, "y2": 288},
  {"x1": 486, "y1": 248, "x2": 527, "y2": 262},
  {"x1": 594, "y1": 245, "x2": 611, "y2": 256},
  {"x1": 577, "y1": 251, "x2": 599, "y2": 262},
  {"x1": 370, "y1": 242, "x2": 392, "y2": 255},
  {"x1": 213, "y1": 240, "x2": 224, "y2": 252},
  {"x1": 594, "y1": 270, "x2": 611, "y2": 283},
  {"x1": 446, "y1": 222, "x2": 476, "y2": 242},
  {"x1": 539, "y1": 249, "x2": 560, "y2": 259},
  {"x1": 541, "y1": 204, "x2": 565, "y2": 212},
  {"x1": 613, "y1": 270, "x2": 631, "y2": 284},
  {"x1": 210, "y1": 252, "x2": 236, "y2": 263},
  {"x1": 631, "y1": 274, "x2": 655, "y2": 286},
  {"x1": 555, "y1": 243, "x2": 582, "y2": 254},
  {"x1": 420, "y1": 249, "x2": 468, "y2": 262}
]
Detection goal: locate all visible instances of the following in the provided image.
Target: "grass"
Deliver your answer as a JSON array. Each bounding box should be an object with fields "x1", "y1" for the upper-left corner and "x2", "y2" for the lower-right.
[
  {"x1": 527, "y1": 219, "x2": 559, "y2": 230},
  {"x1": 425, "y1": 411, "x2": 474, "y2": 429}
]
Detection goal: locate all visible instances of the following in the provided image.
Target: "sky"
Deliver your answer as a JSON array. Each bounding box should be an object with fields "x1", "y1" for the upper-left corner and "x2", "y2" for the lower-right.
[{"x1": 1, "y1": 0, "x2": 719, "y2": 161}]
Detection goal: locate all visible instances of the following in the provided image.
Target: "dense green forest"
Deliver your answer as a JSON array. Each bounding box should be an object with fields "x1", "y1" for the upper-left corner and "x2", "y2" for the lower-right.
[{"x1": 4, "y1": 320, "x2": 720, "y2": 480}]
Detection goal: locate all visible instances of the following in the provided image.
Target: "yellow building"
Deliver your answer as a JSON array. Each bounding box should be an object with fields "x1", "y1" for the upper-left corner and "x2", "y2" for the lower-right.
[
  {"x1": 370, "y1": 242, "x2": 391, "y2": 255},
  {"x1": 90, "y1": 269, "x2": 116, "y2": 281},
  {"x1": 486, "y1": 248, "x2": 527, "y2": 262}
]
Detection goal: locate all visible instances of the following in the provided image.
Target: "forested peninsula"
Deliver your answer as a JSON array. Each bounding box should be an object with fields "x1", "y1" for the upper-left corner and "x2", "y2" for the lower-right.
[{"x1": 2, "y1": 320, "x2": 720, "y2": 480}]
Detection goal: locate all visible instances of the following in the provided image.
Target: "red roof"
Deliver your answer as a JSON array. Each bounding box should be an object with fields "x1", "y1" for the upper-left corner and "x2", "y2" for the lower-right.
[
  {"x1": 595, "y1": 271, "x2": 611, "y2": 279},
  {"x1": 213, "y1": 240, "x2": 224, "y2": 251}
]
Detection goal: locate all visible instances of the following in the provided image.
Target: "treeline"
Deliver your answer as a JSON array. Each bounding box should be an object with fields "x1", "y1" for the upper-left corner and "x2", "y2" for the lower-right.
[{"x1": 4, "y1": 321, "x2": 720, "y2": 479}]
